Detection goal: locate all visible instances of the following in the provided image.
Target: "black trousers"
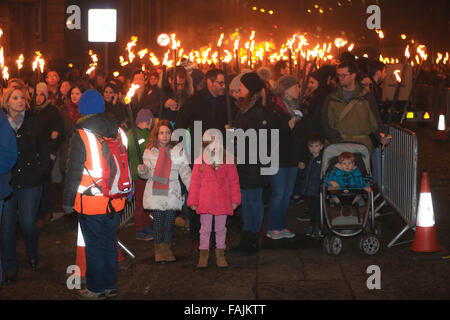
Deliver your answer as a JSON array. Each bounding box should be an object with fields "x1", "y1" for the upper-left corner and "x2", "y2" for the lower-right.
[{"x1": 306, "y1": 195, "x2": 321, "y2": 228}]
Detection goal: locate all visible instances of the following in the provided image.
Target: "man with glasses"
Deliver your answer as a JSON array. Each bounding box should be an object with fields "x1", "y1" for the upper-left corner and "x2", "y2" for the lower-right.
[{"x1": 321, "y1": 61, "x2": 386, "y2": 152}]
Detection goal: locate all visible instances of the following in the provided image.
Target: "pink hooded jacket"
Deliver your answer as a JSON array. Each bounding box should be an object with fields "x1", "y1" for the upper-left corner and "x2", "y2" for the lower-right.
[{"x1": 187, "y1": 160, "x2": 241, "y2": 216}]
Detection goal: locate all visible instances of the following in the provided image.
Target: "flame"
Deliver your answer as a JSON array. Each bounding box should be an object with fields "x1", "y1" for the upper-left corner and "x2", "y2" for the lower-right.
[
  {"x1": 334, "y1": 38, "x2": 347, "y2": 48},
  {"x1": 375, "y1": 29, "x2": 384, "y2": 39},
  {"x1": 171, "y1": 33, "x2": 179, "y2": 50},
  {"x1": 217, "y1": 33, "x2": 224, "y2": 47},
  {"x1": 113, "y1": 71, "x2": 119, "y2": 77},
  {"x1": 138, "y1": 49, "x2": 148, "y2": 59},
  {"x1": 16, "y1": 54, "x2": 24, "y2": 70},
  {"x1": 394, "y1": 69, "x2": 401, "y2": 83},
  {"x1": 125, "y1": 83, "x2": 140, "y2": 104},
  {"x1": 223, "y1": 50, "x2": 233, "y2": 63},
  {"x1": 86, "y1": 50, "x2": 98, "y2": 75},
  {"x1": 32, "y1": 51, "x2": 45, "y2": 73},
  {"x1": 347, "y1": 43, "x2": 354, "y2": 52},
  {"x1": 401, "y1": 34, "x2": 407, "y2": 40},
  {"x1": 119, "y1": 56, "x2": 129, "y2": 66},
  {"x1": 2, "y1": 66, "x2": 8, "y2": 80},
  {"x1": 0, "y1": 47, "x2": 4, "y2": 69},
  {"x1": 126, "y1": 36, "x2": 138, "y2": 63},
  {"x1": 417, "y1": 45, "x2": 427, "y2": 61},
  {"x1": 436, "y1": 52, "x2": 442, "y2": 64},
  {"x1": 0, "y1": 28, "x2": 3, "y2": 38},
  {"x1": 149, "y1": 52, "x2": 160, "y2": 66},
  {"x1": 234, "y1": 39, "x2": 239, "y2": 51},
  {"x1": 405, "y1": 45, "x2": 410, "y2": 59}
]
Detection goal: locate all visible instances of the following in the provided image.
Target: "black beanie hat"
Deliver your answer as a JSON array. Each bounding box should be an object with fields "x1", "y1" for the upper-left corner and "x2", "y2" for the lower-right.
[{"x1": 240, "y1": 72, "x2": 265, "y2": 94}]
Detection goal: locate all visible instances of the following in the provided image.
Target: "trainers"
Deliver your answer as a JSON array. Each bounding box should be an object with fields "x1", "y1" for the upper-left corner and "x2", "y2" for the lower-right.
[
  {"x1": 279, "y1": 229, "x2": 296, "y2": 239},
  {"x1": 266, "y1": 230, "x2": 283, "y2": 240},
  {"x1": 305, "y1": 226, "x2": 314, "y2": 237},
  {"x1": 104, "y1": 289, "x2": 118, "y2": 299},
  {"x1": 296, "y1": 212, "x2": 311, "y2": 222},
  {"x1": 77, "y1": 288, "x2": 106, "y2": 300},
  {"x1": 136, "y1": 230, "x2": 154, "y2": 241}
]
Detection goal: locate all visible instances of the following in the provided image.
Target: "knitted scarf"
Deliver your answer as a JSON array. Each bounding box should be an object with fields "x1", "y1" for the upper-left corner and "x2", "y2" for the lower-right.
[
  {"x1": 8, "y1": 111, "x2": 25, "y2": 132},
  {"x1": 152, "y1": 146, "x2": 172, "y2": 196}
]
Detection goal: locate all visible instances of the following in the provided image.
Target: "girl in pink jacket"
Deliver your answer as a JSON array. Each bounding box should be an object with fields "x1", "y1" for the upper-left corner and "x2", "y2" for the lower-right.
[{"x1": 188, "y1": 130, "x2": 241, "y2": 268}]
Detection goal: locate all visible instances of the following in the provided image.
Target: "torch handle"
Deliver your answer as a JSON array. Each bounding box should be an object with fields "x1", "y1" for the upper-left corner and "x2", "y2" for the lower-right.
[
  {"x1": 222, "y1": 62, "x2": 233, "y2": 128},
  {"x1": 299, "y1": 57, "x2": 318, "y2": 105},
  {"x1": 126, "y1": 103, "x2": 143, "y2": 164},
  {"x1": 159, "y1": 66, "x2": 167, "y2": 120}
]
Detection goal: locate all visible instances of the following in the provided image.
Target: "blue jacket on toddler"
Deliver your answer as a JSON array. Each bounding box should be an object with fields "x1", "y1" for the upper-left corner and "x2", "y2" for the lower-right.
[{"x1": 324, "y1": 166, "x2": 368, "y2": 190}]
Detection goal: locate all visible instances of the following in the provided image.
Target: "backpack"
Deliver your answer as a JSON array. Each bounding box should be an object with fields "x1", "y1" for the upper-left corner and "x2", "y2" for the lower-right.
[{"x1": 83, "y1": 131, "x2": 133, "y2": 200}]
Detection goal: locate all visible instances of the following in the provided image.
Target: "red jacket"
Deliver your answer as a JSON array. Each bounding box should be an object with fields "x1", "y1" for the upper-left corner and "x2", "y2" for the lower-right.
[{"x1": 188, "y1": 160, "x2": 241, "y2": 216}]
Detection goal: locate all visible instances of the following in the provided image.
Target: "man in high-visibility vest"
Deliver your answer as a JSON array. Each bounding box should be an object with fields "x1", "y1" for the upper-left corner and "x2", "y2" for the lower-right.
[{"x1": 63, "y1": 89, "x2": 126, "y2": 300}]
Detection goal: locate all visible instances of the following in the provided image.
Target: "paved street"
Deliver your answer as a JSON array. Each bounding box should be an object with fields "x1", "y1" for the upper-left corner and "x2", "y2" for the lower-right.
[{"x1": 0, "y1": 124, "x2": 448, "y2": 301}]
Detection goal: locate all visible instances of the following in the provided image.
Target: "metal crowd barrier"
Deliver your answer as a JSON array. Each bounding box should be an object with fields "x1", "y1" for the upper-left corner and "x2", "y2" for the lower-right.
[
  {"x1": 119, "y1": 197, "x2": 136, "y2": 230},
  {"x1": 375, "y1": 124, "x2": 418, "y2": 248},
  {"x1": 117, "y1": 197, "x2": 136, "y2": 259}
]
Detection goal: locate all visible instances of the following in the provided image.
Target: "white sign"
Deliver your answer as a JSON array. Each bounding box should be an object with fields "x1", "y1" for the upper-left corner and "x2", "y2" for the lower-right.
[{"x1": 88, "y1": 9, "x2": 117, "y2": 42}]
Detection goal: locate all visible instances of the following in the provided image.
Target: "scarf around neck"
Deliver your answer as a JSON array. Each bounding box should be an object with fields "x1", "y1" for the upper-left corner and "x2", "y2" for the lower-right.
[
  {"x1": 152, "y1": 146, "x2": 172, "y2": 196},
  {"x1": 8, "y1": 111, "x2": 25, "y2": 132}
]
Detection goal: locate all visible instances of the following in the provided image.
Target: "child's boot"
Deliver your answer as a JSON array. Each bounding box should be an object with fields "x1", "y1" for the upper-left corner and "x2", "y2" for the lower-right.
[
  {"x1": 215, "y1": 248, "x2": 228, "y2": 268},
  {"x1": 197, "y1": 250, "x2": 209, "y2": 268},
  {"x1": 154, "y1": 243, "x2": 164, "y2": 263},
  {"x1": 162, "y1": 243, "x2": 176, "y2": 262}
]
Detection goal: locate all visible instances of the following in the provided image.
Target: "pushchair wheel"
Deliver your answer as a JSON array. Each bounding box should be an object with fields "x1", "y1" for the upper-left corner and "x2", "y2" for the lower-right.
[
  {"x1": 324, "y1": 235, "x2": 342, "y2": 255},
  {"x1": 360, "y1": 234, "x2": 380, "y2": 255}
]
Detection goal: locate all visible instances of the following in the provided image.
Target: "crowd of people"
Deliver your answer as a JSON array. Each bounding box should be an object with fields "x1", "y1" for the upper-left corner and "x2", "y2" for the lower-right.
[{"x1": 1, "y1": 50, "x2": 445, "y2": 299}]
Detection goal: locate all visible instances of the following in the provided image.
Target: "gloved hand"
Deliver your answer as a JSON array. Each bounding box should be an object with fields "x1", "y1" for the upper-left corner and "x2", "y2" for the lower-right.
[
  {"x1": 126, "y1": 186, "x2": 135, "y2": 202},
  {"x1": 63, "y1": 205, "x2": 74, "y2": 214}
]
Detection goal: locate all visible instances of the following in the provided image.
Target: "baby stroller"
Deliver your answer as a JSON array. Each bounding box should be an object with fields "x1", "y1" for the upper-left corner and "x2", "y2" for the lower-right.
[{"x1": 319, "y1": 142, "x2": 381, "y2": 256}]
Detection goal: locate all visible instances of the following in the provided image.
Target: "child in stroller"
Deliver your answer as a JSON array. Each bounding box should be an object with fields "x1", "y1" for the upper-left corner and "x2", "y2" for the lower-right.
[
  {"x1": 324, "y1": 151, "x2": 371, "y2": 211},
  {"x1": 320, "y1": 144, "x2": 380, "y2": 256}
]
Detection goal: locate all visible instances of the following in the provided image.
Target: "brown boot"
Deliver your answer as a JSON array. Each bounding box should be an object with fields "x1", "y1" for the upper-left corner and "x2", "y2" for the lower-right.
[
  {"x1": 154, "y1": 243, "x2": 164, "y2": 263},
  {"x1": 161, "y1": 243, "x2": 176, "y2": 262},
  {"x1": 215, "y1": 248, "x2": 228, "y2": 268},
  {"x1": 196, "y1": 250, "x2": 209, "y2": 268}
]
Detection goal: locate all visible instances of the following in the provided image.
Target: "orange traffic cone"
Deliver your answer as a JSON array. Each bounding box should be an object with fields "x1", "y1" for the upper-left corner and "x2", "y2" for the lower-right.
[
  {"x1": 75, "y1": 222, "x2": 87, "y2": 277},
  {"x1": 434, "y1": 113, "x2": 448, "y2": 141},
  {"x1": 411, "y1": 172, "x2": 440, "y2": 252}
]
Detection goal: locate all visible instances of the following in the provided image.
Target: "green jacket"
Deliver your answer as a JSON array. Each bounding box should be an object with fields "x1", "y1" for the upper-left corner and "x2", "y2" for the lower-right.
[
  {"x1": 321, "y1": 83, "x2": 380, "y2": 151},
  {"x1": 127, "y1": 127, "x2": 150, "y2": 180}
]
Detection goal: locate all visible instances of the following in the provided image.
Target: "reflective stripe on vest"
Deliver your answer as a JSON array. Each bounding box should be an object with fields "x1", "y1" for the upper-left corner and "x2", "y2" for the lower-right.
[{"x1": 73, "y1": 128, "x2": 126, "y2": 215}]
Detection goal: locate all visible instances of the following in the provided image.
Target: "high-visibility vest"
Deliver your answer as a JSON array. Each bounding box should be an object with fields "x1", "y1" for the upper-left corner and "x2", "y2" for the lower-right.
[{"x1": 73, "y1": 128, "x2": 128, "y2": 215}]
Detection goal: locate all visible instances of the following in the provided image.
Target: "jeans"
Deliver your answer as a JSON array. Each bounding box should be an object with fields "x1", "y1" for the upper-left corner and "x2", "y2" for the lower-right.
[
  {"x1": 240, "y1": 188, "x2": 264, "y2": 233},
  {"x1": 267, "y1": 167, "x2": 298, "y2": 231},
  {"x1": 1, "y1": 185, "x2": 42, "y2": 276},
  {"x1": 78, "y1": 212, "x2": 120, "y2": 293},
  {"x1": 38, "y1": 179, "x2": 54, "y2": 220}
]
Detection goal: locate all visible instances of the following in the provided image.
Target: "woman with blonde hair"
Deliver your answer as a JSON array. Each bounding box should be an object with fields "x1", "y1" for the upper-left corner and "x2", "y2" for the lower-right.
[{"x1": 0, "y1": 87, "x2": 48, "y2": 284}]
